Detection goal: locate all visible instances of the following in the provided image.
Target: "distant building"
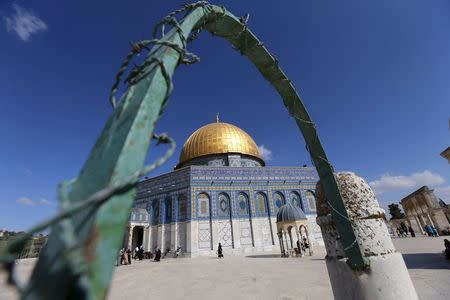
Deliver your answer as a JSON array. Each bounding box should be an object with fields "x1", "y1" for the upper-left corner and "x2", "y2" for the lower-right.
[
  {"x1": 400, "y1": 186, "x2": 450, "y2": 235},
  {"x1": 124, "y1": 119, "x2": 323, "y2": 257},
  {"x1": 441, "y1": 146, "x2": 450, "y2": 164}
]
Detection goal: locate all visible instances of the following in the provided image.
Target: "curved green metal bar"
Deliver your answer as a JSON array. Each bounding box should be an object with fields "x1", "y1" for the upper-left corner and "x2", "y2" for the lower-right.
[{"x1": 22, "y1": 4, "x2": 366, "y2": 299}]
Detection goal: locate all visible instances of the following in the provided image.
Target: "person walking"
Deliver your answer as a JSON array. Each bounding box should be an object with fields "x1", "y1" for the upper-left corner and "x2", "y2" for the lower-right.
[
  {"x1": 425, "y1": 225, "x2": 432, "y2": 237},
  {"x1": 431, "y1": 226, "x2": 439, "y2": 237},
  {"x1": 123, "y1": 248, "x2": 129, "y2": 265},
  {"x1": 120, "y1": 248, "x2": 125, "y2": 265},
  {"x1": 408, "y1": 226, "x2": 415, "y2": 237},
  {"x1": 138, "y1": 245, "x2": 144, "y2": 260},
  {"x1": 154, "y1": 248, "x2": 161, "y2": 262},
  {"x1": 444, "y1": 239, "x2": 450, "y2": 259},
  {"x1": 217, "y1": 243, "x2": 223, "y2": 258},
  {"x1": 126, "y1": 248, "x2": 132, "y2": 265}
]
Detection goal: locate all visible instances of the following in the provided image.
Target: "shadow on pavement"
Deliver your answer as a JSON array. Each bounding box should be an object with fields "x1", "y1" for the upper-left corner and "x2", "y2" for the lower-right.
[
  {"x1": 402, "y1": 253, "x2": 450, "y2": 270},
  {"x1": 246, "y1": 254, "x2": 282, "y2": 258}
]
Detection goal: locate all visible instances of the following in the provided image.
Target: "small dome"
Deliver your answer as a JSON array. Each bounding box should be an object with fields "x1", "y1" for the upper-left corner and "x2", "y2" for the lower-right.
[
  {"x1": 178, "y1": 121, "x2": 264, "y2": 167},
  {"x1": 276, "y1": 203, "x2": 307, "y2": 222}
]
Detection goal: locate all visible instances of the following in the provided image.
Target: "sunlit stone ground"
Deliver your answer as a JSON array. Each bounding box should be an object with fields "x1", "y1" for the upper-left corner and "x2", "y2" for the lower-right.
[{"x1": 1, "y1": 237, "x2": 449, "y2": 299}]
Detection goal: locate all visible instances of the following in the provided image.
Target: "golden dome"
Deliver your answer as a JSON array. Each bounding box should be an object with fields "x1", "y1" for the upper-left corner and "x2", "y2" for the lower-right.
[{"x1": 178, "y1": 121, "x2": 263, "y2": 166}]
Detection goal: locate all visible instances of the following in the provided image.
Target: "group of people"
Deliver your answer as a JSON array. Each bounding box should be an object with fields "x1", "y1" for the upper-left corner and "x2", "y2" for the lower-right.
[
  {"x1": 134, "y1": 246, "x2": 145, "y2": 260},
  {"x1": 424, "y1": 224, "x2": 439, "y2": 237},
  {"x1": 119, "y1": 244, "x2": 184, "y2": 264},
  {"x1": 296, "y1": 237, "x2": 310, "y2": 254},
  {"x1": 395, "y1": 226, "x2": 415, "y2": 237},
  {"x1": 118, "y1": 246, "x2": 162, "y2": 265},
  {"x1": 394, "y1": 223, "x2": 415, "y2": 238},
  {"x1": 118, "y1": 248, "x2": 132, "y2": 265},
  {"x1": 393, "y1": 223, "x2": 442, "y2": 238}
]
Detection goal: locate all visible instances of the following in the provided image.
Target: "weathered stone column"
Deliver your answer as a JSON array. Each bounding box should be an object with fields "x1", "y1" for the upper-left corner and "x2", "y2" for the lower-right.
[
  {"x1": 413, "y1": 215, "x2": 424, "y2": 234},
  {"x1": 316, "y1": 172, "x2": 418, "y2": 300},
  {"x1": 288, "y1": 230, "x2": 293, "y2": 248},
  {"x1": 145, "y1": 226, "x2": 151, "y2": 250},
  {"x1": 295, "y1": 227, "x2": 302, "y2": 256},
  {"x1": 306, "y1": 227, "x2": 313, "y2": 256},
  {"x1": 278, "y1": 233, "x2": 284, "y2": 256},
  {"x1": 425, "y1": 213, "x2": 436, "y2": 228},
  {"x1": 127, "y1": 226, "x2": 134, "y2": 250},
  {"x1": 283, "y1": 231, "x2": 289, "y2": 255},
  {"x1": 413, "y1": 207, "x2": 426, "y2": 231}
]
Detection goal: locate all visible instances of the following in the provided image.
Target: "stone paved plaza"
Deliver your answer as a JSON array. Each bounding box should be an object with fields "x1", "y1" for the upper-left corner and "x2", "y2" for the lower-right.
[{"x1": 1, "y1": 237, "x2": 449, "y2": 299}]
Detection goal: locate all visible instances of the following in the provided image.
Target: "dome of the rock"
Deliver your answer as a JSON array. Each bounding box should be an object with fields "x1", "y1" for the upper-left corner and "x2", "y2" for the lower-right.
[{"x1": 177, "y1": 121, "x2": 264, "y2": 168}]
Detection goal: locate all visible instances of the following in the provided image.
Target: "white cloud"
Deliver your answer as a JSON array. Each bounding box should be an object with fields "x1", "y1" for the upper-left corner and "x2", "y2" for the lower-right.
[
  {"x1": 369, "y1": 170, "x2": 445, "y2": 195},
  {"x1": 38, "y1": 198, "x2": 52, "y2": 205},
  {"x1": 258, "y1": 145, "x2": 272, "y2": 161},
  {"x1": 435, "y1": 186, "x2": 450, "y2": 201},
  {"x1": 4, "y1": 4, "x2": 48, "y2": 41},
  {"x1": 16, "y1": 197, "x2": 53, "y2": 206},
  {"x1": 16, "y1": 197, "x2": 34, "y2": 206}
]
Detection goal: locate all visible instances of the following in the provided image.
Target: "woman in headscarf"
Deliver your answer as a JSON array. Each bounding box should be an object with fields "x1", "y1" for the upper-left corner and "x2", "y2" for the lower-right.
[
  {"x1": 217, "y1": 243, "x2": 223, "y2": 258},
  {"x1": 138, "y1": 245, "x2": 144, "y2": 260},
  {"x1": 154, "y1": 248, "x2": 161, "y2": 261}
]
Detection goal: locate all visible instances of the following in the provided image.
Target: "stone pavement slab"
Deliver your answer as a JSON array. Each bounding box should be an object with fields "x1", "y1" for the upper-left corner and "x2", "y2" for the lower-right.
[{"x1": 1, "y1": 237, "x2": 449, "y2": 300}]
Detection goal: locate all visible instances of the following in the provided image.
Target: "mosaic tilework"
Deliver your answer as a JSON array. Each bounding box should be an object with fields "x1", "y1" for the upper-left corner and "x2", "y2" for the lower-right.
[
  {"x1": 198, "y1": 221, "x2": 212, "y2": 249},
  {"x1": 217, "y1": 220, "x2": 233, "y2": 247},
  {"x1": 133, "y1": 166, "x2": 318, "y2": 225}
]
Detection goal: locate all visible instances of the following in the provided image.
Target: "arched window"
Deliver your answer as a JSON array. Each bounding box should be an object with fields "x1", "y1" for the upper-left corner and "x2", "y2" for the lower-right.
[
  {"x1": 238, "y1": 193, "x2": 249, "y2": 215},
  {"x1": 197, "y1": 193, "x2": 210, "y2": 217},
  {"x1": 218, "y1": 193, "x2": 231, "y2": 217},
  {"x1": 178, "y1": 194, "x2": 187, "y2": 221},
  {"x1": 256, "y1": 192, "x2": 268, "y2": 214},
  {"x1": 306, "y1": 191, "x2": 316, "y2": 211},
  {"x1": 290, "y1": 191, "x2": 302, "y2": 209},
  {"x1": 152, "y1": 200, "x2": 160, "y2": 225},
  {"x1": 273, "y1": 192, "x2": 285, "y2": 209},
  {"x1": 165, "y1": 198, "x2": 172, "y2": 223}
]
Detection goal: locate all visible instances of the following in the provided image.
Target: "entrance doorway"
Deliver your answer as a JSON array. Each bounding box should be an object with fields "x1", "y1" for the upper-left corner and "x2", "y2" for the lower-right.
[{"x1": 132, "y1": 227, "x2": 144, "y2": 251}]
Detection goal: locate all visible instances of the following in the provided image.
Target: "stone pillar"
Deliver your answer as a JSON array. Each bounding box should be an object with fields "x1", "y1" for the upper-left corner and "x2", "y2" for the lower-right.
[
  {"x1": 142, "y1": 226, "x2": 147, "y2": 250},
  {"x1": 174, "y1": 197, "x2": 179, "y2": 251},
  {"x1": 145, "y1": 226, "x2": 151, "y2": 250},
  {"x1": 231, "y1": 218, "x2": 241, "y2": 250},
  {"x1": 316, "y1": 172, "x2": 418, "y2": 300},
  {"x1": 288, "y1": 230, "x2": 293, "y2": 248},
  {"x1": 425, "y1": 213, "x2": 436, "y2": 228},
  {"x1": 160, "y1": 200, "x2": 166, "y2": 252},
  {"x1": 283, "y1": 231, "x2": 290, "y2": 255},
  {"x1": 307, "y1": 228, "x2": 313, "y2": 256},
  {"x1": 278, "y1": 233, "x2": 284, "y2": 256},
  {"x1": 186, "y1": 221, "x2": 192, "y2": 254},
  {"x1": 413, "y1": 215, "x2": 424, "y2": 235},
  {"x1": 127, "y1": 225, "x2": 134, "y2": 250},
  {"x1": 413, "y1": 206, "x2": 426, "y2": 232}
]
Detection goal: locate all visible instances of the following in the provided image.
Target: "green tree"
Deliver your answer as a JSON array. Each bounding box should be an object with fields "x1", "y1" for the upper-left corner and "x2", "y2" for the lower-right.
[{"x1": 388, "y1": 203, "x2": 405, "y2": 220}]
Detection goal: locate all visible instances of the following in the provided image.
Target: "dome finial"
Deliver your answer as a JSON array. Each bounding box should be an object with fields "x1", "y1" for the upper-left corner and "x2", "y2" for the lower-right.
[{"x1": 216, "y1": 112, "x2": 220, "y2": 123}]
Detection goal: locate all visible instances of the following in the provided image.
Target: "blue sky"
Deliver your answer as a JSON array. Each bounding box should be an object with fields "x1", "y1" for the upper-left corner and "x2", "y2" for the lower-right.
[{"x1": 0, "y1": 0, "x2": 449, "y2": 231}]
